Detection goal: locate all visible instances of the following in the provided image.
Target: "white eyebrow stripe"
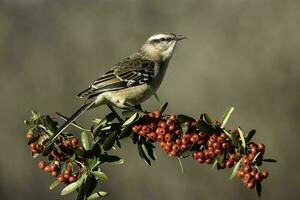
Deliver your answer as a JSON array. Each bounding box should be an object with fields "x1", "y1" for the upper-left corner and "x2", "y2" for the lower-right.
[{"x1": 148, "y1": 34, "x2": 167, "y2": 41}]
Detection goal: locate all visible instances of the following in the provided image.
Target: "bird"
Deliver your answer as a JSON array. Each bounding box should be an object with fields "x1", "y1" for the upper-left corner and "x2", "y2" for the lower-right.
[{"x1": 50, "y1": 32, "x2": 186, "y2": 142}]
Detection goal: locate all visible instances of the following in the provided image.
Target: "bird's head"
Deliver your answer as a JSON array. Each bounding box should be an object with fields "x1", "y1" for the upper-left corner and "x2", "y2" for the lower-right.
[{"x1": 141, "y1": 32, "x2": 186, "y2": 61}]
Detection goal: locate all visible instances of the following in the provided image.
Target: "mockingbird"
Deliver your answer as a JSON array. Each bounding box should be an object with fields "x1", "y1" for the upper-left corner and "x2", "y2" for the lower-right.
[{"x1": 51, "y1": 32, "x2": 186, "y2": 142}]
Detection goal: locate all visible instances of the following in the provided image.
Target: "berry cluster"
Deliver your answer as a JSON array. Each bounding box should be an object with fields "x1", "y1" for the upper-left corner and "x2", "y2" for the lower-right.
[
  {"x1": 26, "y1": 133, "x2": 84, "y2": 185},
  {"x1": 131, "y1": 111, "x2": 269, "y2": 190},
  {"x1": 236, "y1": 143, "x2": 268, "y2": 189},
  {"x1": 38, "y1": 160, "x2": 81, "y2": 184}
]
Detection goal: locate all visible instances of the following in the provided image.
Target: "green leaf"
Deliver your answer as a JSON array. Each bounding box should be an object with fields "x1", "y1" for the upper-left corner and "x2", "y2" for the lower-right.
[
  {"x1": 160, "y1": 102, "x2": 168, "y2": 113},
  {"x1": 202, "y1": 113, "x2": 215, "y2": 128},
  {"x1": 263, "y1": 158, "x2": 277, "y2": 163},
  {"x1": 87, "y1": 191, "x2": 108, "y2": 200},
  {"x1": 256, "y1": 181, "x2": 262, "y2": 197},
  {"x1": 245, "y1": 129, "x2": 256, "y2": 143},
  {"x1": 252, "y1": 152, "x2": 261, "y2": 163},
  {"x1": 122, "y1": 112, "x2": 139, "y2": 127},
  {"x1": 229, "y1": 159, "x2": 241, "y2": 180},
  {"x1": 49, "y1": 179, "x2": 61, "y2": 190},
  {"x1": 102, "y1": 132, "x2": 117, "y2": 151},
  {"x1": 61, "y1": 174, "x2": 86, "y2": 196},
  {"x1": 211, "y1": 158, "x2": 218, "y2": 169},
  {"x1": 143, "y1": 142, "x2": 157, "y2": 160},
  {"x1": 91, "y1": 171, "x2": 108, "y2": 181},
  {"x1": 237, "y1": 128, "x2": 246, "y2": 149},
  {"x1": 45, "y1": 115, "x2": 58, "y2": 133},
  {"x1": 81, "y1": 132, "x2": 91, "y2": 151},
  {"x1": 181, "y1": 123, "x2": 188, "y2": 135},
  {"x1": 220, "y1": 107, "x2": 234, "y2": 129},
  {"x1": 177, "y1": 114, "x2": 195, "y2": 123},
  {"x1": 31, "y1": 111, "x2": 40, "y2": 121},
  {"x1": 229, "y1": 132, "x2": 239, "y2": 146},
  {"x1": 180, "y1": 149, "x2": 192, "y2": 158},
  {"x1": 137, "y1": 143, "x2": 151, "y2": 165},
  {"x1": 100, "y1": 155, "x2": 124, "y2": 165}
]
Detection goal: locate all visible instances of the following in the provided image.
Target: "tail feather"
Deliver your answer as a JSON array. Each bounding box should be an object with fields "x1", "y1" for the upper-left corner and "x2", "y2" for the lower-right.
[{"x1": 50, "y1": 102, "x2": 94, "y2": 142}]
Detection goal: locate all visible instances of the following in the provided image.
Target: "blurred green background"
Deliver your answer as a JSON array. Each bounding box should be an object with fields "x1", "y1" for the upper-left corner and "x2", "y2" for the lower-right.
[{"x1": 0, "y1": 0, "x2": 299, "y2": 199}]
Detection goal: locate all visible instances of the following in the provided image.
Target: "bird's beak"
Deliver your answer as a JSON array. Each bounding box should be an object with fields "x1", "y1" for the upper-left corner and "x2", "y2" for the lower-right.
[{"x1": 175, "y1": 34, "x2": 187, "y2": 41}]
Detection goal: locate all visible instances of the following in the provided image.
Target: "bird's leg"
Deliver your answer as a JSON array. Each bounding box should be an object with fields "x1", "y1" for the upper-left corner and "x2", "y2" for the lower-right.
[{"x1": 106, "y1": 104, "x2": 123, "y2": 123}]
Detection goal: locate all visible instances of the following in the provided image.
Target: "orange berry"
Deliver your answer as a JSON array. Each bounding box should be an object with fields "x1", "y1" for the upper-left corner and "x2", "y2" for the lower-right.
[{"x1": 26, "y1": 133, "x2": 33, "y2": 139}]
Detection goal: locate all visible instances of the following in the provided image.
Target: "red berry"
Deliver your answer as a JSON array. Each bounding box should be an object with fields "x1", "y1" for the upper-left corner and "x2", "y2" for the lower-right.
[
  {"x1": 51, "y1": 171, "x2": 58, "y2": 177},
  {"x1": 247, "y1": 181, "x2": 255, "y2": 189},
  {"x1": 44, "y1": 165, "x2": 51, "y2": 173},
  {"x1": 163, "y1": 144, "x2": 171, "y2": 152},
  {"x1": 190, "y1": 134, "x2": 200, "y2": 143},
  {"x1": 205, "y1": 158, "x2": 212, "y2": 164},
  {"x1": 175, "y1": 130, "x2": 181, "y2": 135},
  {"x1": 213, "y1": 142, "x2": 221, "y2": 149},
  {"x1": 58, "y1": 176, "x2": 65, "y2": 182},
  {"x1": 164, "y1": 133, "x2": 172, "y2": 142},
  {"x1": 193, "y1": 151, "x2": 199, "y2": 159},
  {"x1": 222, "y1": 142, "x2": 230, "y2": 150},
  {"x1": 175, "y1": 139, "x2": 182, "y2": 145},
  {"x1": 217, "y1": 136, "x2": 224, "y2": 144},
  {"x1": 169, "y1": 125, "x2": 175, "y2": 131},
  {"x1": 243, "y1": 165, "x2": 251, "y2": 173},
  {"x1": 149, "y1": 132, "x2": 157, "y2": 141},
  {"x1": 49, "y1": 164, "x2": 57, "y2": 172},
  {"x1": 172, "y1": 144, "x2": 180, "y2": 152},
  {"x1": 69, "y1": 176, "x2": 76, "y2": 183},
  {"x1": 38, "y1": 161, "x2": 46, "y2": 169},
  {"x1": 26, "y1": 133, "x2": 33, "y2": 139},
  {"x1": 157, "y1": 134, "x2": 164, "y2": 142},
  {"x1": 226, "y1": 161, "x2": 234, "y2": 168},
  {"x1": 209, "y1": 135, "x2": 217, "y2": 142},
  {"x1": 169, "y1": 115, "x2": 176, "y2": 121},
  {"x1": 214, "y1": 148, "x2": 222, "y2": 155},
  {"x1": 237, "y1": 170, "x2": 245, "y2": 178},
  {"x1": 258, "y1": 143, "x2": 265, "y2": 152},
  {"x1": 255, "y1": 173, "x2": 262, "y2": 181},
  {"x1": 169, "y1": 150, "x2": 177, "y2": 157},
  {"x1": 71, "y1": 138, "x2": 79, "y2": 148},
  {"x1": 262, "y1": 170, "x2": 269, "y2": 178}
]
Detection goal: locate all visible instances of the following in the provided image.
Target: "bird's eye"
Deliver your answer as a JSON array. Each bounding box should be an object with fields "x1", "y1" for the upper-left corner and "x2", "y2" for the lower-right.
[{"x1": 160, "y1": 38, "x2": 166, "y2": 41}]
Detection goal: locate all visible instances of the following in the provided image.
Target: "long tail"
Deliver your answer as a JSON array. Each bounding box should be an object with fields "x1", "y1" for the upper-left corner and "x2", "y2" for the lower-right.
[{"x1": 50, "y1": 102, "x2": 95, "y2": 142}]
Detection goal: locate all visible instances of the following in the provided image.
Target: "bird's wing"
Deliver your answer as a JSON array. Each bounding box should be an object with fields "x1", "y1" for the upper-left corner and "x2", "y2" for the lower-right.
[{"x1": 77, "y1": 58, "x2": 155, "y2": 98}]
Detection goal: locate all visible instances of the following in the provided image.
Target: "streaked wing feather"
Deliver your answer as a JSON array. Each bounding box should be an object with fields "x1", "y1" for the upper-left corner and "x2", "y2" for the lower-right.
[{"x1": 77, "y1": 58, "x2": 155, "y2": 98}]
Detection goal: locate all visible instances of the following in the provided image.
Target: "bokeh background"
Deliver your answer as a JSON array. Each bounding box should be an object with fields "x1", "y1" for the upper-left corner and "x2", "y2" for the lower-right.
[{"x1": 1, "y1": 0, "x2": 299, "y2": 199}]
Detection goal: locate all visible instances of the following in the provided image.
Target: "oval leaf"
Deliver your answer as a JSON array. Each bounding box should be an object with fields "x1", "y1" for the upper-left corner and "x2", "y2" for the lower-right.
[
  {"x1": 160, "y1": 102, "x2": 168, "y2": 113},
  {"x1": 87, "y1": 191, "x2": 108, "y2": 200},
  {"x1": 122, "y1": 112, "x2": 139, "y2": 127},
  {"x1": 81, "y1": 132, "x2": 91, "y2": 150},
  {"x1": 229, "y1": 159, "x2": 241, "y2": 180},
  {"x1": 61, "y1": 174, "x2": 86, "y2": 196},
  {"x1": 245, "y1": 129, "x2": 256, "y2": 143},
  {"x1": 49, "y1": 179, "x2": 60, "y2": 190},
  {"x1": 102, "y1": 132, "x2": 117, "y2": 151},
  {"x1": 220, "y1": 107, "x2": 234, "y2": 128},
  {"x1": 237, "y1": 128, "x2": 246, "y2": 149},
  {"x1": 177, "y1": 114, "x2": 194, "y2": 123},
  {"x1": 91, "y1": 171, "x2": 108, "y2": 181}
]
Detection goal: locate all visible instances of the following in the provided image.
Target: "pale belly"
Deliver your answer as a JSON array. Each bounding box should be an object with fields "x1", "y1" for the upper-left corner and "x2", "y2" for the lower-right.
[{"x1": 93, "y1": 83, "x2": 155, "y2": 108}]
